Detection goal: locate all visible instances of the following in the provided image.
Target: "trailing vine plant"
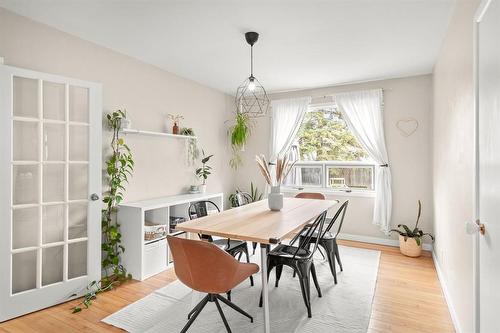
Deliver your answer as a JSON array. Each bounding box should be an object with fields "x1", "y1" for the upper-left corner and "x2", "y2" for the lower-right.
[
  {"x1": 102, "y1": 110, "x2": 134, "y2": 283},
  {"x1": 71, "y1": 110, "x2": 133, "y2": 313}
]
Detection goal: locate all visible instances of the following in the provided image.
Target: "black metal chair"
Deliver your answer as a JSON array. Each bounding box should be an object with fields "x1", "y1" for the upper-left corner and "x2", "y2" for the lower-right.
[
  {"x1": 232, "y1": 193, "x2": 258, "y2": 255},
  {"x1": 188, "y1": 201, "x2": 254, "y2": 292},
  {"x1": 295, "y1": 200, "x2": 349, "y2": 284},
  {"x1": 259, "y1": 211, "x2": 327, "y2": 318}
]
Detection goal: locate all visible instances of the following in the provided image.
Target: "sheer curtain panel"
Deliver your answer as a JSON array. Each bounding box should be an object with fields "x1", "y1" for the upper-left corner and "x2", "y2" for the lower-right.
[{"x1": 335, "y1": 89, "x2": 392, "y2": 233}]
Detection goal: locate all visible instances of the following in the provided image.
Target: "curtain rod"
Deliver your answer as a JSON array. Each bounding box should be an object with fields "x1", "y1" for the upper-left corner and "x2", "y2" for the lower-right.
[{"x1": 309, "y1": 87, "x2": 391, "y2": 100}]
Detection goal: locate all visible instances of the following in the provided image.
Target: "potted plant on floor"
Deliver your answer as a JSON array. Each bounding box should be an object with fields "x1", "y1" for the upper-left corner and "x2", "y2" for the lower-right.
[
  {"x1": 390, "y1": 200, "x2": 434, "y2": 257},
  {"x1": 196, "y1": 150, "x2": 213, "y2": 193}
]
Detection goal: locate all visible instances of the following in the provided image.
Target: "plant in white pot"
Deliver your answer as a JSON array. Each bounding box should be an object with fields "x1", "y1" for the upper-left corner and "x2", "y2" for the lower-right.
[
  {"x1": 390, "y1": 200, "x2": 434, "y2": 257},
  {"x1": 195, "y1": 150, "x2": 213, "y2": 193},
  {"x1": 255, "y1": 154, "x2": 296, "y2": 211}
]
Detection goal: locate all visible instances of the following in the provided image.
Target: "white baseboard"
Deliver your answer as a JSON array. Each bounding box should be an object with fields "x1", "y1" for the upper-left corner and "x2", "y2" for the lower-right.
[
  {"x1": 432, "y1": 251, "x2": 462, "y2": 333},
  {"x1": 338, "y1": 232, "x2": 433, "y2": 251}
]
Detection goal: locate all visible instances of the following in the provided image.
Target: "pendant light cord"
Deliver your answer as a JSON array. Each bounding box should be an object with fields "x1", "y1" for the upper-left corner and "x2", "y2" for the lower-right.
[{"x1": 250, "y1": 45, "x2": 254, "y2": 77}]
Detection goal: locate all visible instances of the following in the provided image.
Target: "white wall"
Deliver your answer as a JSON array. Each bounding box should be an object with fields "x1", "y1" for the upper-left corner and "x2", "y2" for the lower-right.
[
  {"x1": 432, "y1": 0, "x2": 480, "y2": 332},
  {"x1": 0, "y1": 8, "x2": 235, "y2": 205},
  {"x1": 234, "y1": 75, "x2": 434, "y2": 243}
]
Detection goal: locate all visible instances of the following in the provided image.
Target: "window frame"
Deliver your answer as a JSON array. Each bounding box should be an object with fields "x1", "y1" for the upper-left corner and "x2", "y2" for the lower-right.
[{"x1": 284, "y1": 104, "x2": 376, "y2": 193}]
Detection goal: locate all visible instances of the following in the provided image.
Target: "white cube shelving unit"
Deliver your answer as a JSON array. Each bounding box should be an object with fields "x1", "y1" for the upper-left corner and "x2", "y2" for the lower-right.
[{"x1": 118, "y1": 192, "x2": 223, "y2": 281}]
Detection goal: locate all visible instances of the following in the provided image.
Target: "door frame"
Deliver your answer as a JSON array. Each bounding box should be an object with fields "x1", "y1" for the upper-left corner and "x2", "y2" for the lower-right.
[
  {"x1": 473, "y1": 1, "x2": 493, "y2": 332},
  {"x1": 0, "y1": 63, "x2": 102, "y2": 321}
]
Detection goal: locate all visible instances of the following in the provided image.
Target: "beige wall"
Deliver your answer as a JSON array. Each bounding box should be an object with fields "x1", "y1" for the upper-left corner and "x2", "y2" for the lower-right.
[
  {"x1": 432, "y1": 0, "x2": 480, "y2": 332},
  {"x1": 235, "y1": 75, "x2": 434, "y2": 243},
  {"x1": 0, "y1": 8, "x2": 235, "y2": 205}
]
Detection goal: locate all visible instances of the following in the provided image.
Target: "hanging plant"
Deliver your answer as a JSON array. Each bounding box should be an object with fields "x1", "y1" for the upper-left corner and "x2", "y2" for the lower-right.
[
  {"x1": 72, "y1": 110, "x2": 133, "y2": 313},
  {"x1": 228, "y1": 112, "x2": 252, "y2": 169},
  {"x1": 181, "y1": 127, "x2": 200, "y2": 166}
]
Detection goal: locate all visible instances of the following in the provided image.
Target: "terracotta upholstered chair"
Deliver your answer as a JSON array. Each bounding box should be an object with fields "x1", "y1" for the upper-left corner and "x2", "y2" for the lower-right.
[
  {"x1": 167, "y1": 235, "x2": 259, "y2": 333},
  {"x1": 295, "y1": 192, "x2": 326, "y2": 200}
]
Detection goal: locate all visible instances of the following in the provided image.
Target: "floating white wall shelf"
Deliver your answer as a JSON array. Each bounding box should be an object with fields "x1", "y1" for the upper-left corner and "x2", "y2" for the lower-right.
[{"x1": 120, "y1": 128, "x2": 197, "y2": 140}]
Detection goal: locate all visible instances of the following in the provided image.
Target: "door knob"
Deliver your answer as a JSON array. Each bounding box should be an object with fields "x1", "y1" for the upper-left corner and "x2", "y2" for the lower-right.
[
  {"x1": 90, "y1": 193, "x2": 100, "y2": 201},
  {"x1": 466, "y1": 220, "x2": 485, "y2": 235}
]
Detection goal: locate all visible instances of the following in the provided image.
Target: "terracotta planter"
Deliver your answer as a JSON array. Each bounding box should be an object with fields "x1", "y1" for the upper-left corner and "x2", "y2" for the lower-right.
[{"x1": 398, "y1": 235, "x2": 422, "y2": 257}]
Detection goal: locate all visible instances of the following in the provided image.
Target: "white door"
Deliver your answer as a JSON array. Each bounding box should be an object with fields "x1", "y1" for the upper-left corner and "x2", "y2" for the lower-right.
[
  {"x1": 476, "y1": 0, "x2": 500, "y2": 332},
  {"x1": 0, "y1": 64, "x2": 102, "y2": 321}
]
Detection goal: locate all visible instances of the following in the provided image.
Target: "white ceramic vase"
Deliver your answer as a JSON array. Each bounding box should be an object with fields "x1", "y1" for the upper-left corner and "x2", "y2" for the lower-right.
[
  {"x1": 199, "y1": 184, "x2": 207, "y2": 193},
  {"x1": 268, "y1": 185, "x2": 283, "y2": 211}
]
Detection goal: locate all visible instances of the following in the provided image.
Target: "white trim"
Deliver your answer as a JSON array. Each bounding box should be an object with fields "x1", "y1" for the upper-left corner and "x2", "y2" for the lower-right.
[
  {"x1": 282, "y1": 187, "x2": 376, "y2": 198},
  {"x1": 120, "y1": 128, "x2": 197, "y2": 139},
  {"x1": 338, "y1": 232, "x2": 433, "y2": 251},
  {"x1": 432, "y1": 251, "x2": 462, "y2": 333}
]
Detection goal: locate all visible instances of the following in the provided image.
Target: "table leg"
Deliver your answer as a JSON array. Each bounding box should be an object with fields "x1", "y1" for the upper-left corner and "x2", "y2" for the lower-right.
[{"x1": 260, "y1": 243, "x2": 270, "y2": 333}]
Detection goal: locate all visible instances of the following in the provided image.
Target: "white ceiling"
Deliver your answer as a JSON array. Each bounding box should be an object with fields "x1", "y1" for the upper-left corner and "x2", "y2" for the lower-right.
[{"x1": 0, "y1": 0, "x2": 455, "y2": 94}]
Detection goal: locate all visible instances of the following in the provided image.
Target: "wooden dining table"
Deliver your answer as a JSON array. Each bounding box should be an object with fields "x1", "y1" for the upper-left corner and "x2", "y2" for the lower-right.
[{"x1": 175, "y1": 197, "x2": 339, "y2": 333}]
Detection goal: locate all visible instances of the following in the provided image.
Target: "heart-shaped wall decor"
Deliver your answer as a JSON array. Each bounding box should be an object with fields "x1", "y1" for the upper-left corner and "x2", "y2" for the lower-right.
[{"x1": 396, "y1": 118, "x2": 419, "y2": 137}]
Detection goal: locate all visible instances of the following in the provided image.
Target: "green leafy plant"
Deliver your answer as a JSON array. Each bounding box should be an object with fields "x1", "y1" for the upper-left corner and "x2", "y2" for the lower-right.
[
  {"x1": 181, "y1": 127, "x2": 199, "y2": 165},
  {"x1": 228, "y1": 112, "x2": 252, "y2": 169},
  {"x1": 195, "y1": 150, "x2": 213, "y2": 185},
  {"x1": 72, "y1": 110, "x2": 133, "y2": 313},
  {"x1": 228, "y1": 182, "x2": 263, "y2": 207},
  {"x1": 390, "y1": 200, "x2": 434, "y2": 246},
  {"x1": 71, "y1": 280, "x2": 118, "y2": 313}
]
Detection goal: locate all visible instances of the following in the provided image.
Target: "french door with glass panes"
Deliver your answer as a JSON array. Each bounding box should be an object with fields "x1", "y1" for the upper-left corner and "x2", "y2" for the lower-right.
[{"x1": 0, "y1": 65, "x2": 101, "y2": 321}]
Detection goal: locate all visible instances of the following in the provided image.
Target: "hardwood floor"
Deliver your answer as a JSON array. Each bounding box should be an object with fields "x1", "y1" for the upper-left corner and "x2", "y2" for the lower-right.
[{"x1": 0, "y1": 241, "x2": 454, "y2": 333}]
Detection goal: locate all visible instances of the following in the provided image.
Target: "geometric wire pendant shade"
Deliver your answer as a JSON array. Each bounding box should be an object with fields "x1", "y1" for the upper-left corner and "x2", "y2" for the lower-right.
[
  {"x1": 235, "y1": 31, "x2": 270, "y2": 117},
  {"x1": 235, "y1": 76, "x2": 270, "y2": 117}
]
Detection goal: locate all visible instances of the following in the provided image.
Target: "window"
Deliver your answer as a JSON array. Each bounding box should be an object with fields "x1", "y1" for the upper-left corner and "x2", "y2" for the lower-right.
[{"x1": 284, "y1": 106, "x2": 374, "y2": 192}]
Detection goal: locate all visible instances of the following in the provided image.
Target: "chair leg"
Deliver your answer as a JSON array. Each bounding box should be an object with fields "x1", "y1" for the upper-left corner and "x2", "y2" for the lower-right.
[
  {"x1": 321, "y1": 242, "x2": 337, "y2": 284},
  {"x1": 181, "y1": 295, "x2": 209, "y2": 333},
  {"x1": 187, "y1": 294, "x2": 210, "y2": 319},
  {"x1": 226, "y1": 290, "x2": 231, "y2": 301},
  {"x1": 252, "y1": 242, "x2": 257, "y2": 255},
  {"x1": 275, "y1": 264, "x2": 283, "y2": 287},
  {"x1": 243, "y1": 244, "x2": 254, "y2": 286},
  {"x1": 310, "y1": 262, "x2": 322, "y2": 297},
  {"x1": 296, "y1": 264, "x2": 312, "y2": 318},
  {"x1": 237, "y1": 251, "x2": 243, "y2": 261},
  {"x1": 216, "y1": 295, "x2": 253, "y2": 323},
  {"x1": 334, "y1": 242, "x2": 343, "y2": 271},
  {"x1": 317, "y1": 246, "x2": 326, "y2": 260},
  {"x1": 214, "y1": 297, "x2": 232, "y2": 333}
]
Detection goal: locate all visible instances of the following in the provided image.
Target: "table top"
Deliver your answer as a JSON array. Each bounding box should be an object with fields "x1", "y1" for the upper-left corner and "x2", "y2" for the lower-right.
[{"x1": 175, "y1": 197, "x2": 339, "y2": 244}]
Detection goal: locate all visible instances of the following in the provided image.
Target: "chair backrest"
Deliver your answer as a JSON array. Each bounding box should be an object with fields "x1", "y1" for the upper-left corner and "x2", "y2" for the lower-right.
[
  {"x1": 233, "y1": 192, "x2": 250, "y2": 207},
  {"x1": 188, "y1": 201, "x2": 221, "y2": 242},
  {"x1": 323, "y1": 200, "x2": 349, "y2": 238},
  {"x1": 167, "y1": 235, "x2": 239, "y2": 293},
  {"x1": 188, "y1": 200, "x2": 220, "y2": 220},
  {"x1": 292, "y1": 211, "x2": 327, "y2": 259},
  {"x1": 295, "y1": 192, "x2": 326, "y2": 200}
]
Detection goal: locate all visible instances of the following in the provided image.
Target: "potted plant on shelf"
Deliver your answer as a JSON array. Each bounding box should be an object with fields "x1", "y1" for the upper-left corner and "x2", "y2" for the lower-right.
[
  {"x1": 390, "y1": 200, "x2": 434, "y2": 258},
  {"x1": 167, "y1": 114, "x2": 184, "y2": 134},
  {"x1": 196, "y1": 150, "x2": 213, "y2": 193},
  {"x1": 256, "y1": 154, "x2": 296, "y2": 211},
  {"x1": 228, "y1": 112, "x2": 252, "y2": 169}
]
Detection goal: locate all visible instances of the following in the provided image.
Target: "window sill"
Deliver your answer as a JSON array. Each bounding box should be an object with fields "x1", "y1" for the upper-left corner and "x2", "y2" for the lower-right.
[{"x1": 282, "y1": 187, "x2": 376, "y2": 198}]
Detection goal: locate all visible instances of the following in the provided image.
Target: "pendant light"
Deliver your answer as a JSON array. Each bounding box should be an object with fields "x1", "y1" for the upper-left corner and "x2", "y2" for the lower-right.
[{"x1": 235, "y1": 31, "x2": 270, "y2": 117}]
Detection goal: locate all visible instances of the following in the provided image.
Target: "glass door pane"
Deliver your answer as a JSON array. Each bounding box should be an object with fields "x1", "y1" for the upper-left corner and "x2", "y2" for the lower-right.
[
  {"x1": 42, "y1": 246, "x2": 64, "y2": 286},
  {"x1": 12, "y1": 207, "x2": 39, "y2": 249},
  {"x1": 43, "y1": 82, "x2": 65, "y2": 121},
  {"x1": 13, "y1": 77, "x2": 38, "y2": 119},
  {"x1": 13, "y1": 121, "x2": 38, "y2": 161},
  {"x1": 12, "y1": 251, "x2": 37, "y2": 294}
]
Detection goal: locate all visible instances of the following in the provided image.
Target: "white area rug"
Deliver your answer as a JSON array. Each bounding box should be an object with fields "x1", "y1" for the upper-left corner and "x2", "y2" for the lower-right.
[{"x1": 103, "y1": 245, "x2": 380, "y2": 333}]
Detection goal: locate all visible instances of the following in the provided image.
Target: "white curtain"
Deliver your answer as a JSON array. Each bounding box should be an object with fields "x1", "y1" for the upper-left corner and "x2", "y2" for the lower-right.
[
  {"x1": 269, "y1": 97, "x2": 311, "y2": 161},
  {"x1": 335, "y1": 89, "x2": 392, "y2": 234}
]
